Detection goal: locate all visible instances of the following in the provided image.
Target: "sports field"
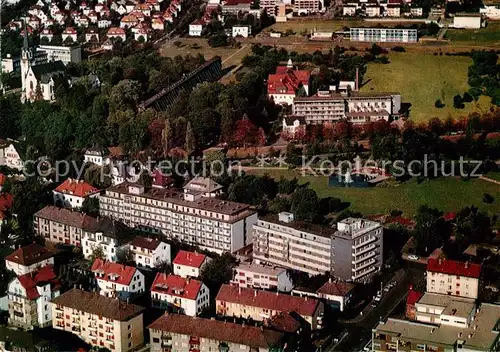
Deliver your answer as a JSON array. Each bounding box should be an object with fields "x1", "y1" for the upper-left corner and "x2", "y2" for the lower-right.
[
  {"x1": 446, "y1": 22, "x2": 500, "y2": 46},
  {"x1": 246, "y1": 169, "x2": 500, "y2": 217},
  {"x1": 362, "y1": 52, "x2": 492, "y2": 122}
]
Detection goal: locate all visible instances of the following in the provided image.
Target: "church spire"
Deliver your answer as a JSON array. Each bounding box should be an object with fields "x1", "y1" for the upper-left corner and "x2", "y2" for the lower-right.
[
  {"x1": 286, "y1": 54, "x2": 293, "y2": 69},
  {"x1": 23, "y1": 20, "x2": 29, "y2": 53}
]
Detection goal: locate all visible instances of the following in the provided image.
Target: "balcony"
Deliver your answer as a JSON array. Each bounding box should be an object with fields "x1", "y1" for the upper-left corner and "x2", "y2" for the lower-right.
[
  {"x1": 353, "y1": 236, "x2": 377, "y2": 250},
  {"x1": 353, "y1": 258, "x2": 376, "y2": 271},
  {"x1": 354, "y1": 243, "x2": 377, "y2": 256}
]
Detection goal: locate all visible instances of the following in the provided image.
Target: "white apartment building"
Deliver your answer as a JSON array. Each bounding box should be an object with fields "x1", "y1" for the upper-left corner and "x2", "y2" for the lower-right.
[
  {"x1": 36, "y1": 45, "x2": 82, "y2": 65},
  {"x1": 53, "y1": 178, "x2": 100, "y2": 209},
  {"x1": 82, "y1": 217, "x2": 131, "y2": 262},
  {"x1": 294, "y1": 0, "x2": 323, "y2": 14},
  {"x1": 91, "y1": 259, "x2": 146, "y2": 300},
  {"x1": 172, "y1": 250, "x2": 210, "y2": 278},
  {"x1": 52, "y1": 289, "x2": 144, "y2": 352},
  {"x1": 293, "y1": 91, "x2": 401, "y2": 125},
  {"x1": 231, "y1": 263, "x2": 293, "y2": 292},
  {"x1": 426, "y1": 259, "x2": 481, "y2": 299},
  {"x1": 232, "y1": 25, "x2": 251, "y2": 38},
  {"x1": 253, "y1": 213, "x2": 383, "y2": 282},
  {"x1": 8, "y1": 265, "x2": 60, "y2": 330},
  {"x1": 5, "y1": 244, "x2": 55, "y2": 276},
  {"x1": 99, "y1": 182, "x2": 257, "y2": 254},
  {"x1": 189, "y1": 20, "x2": 204, "y2": 36},
  {"x1": 84, "y1": 148, "x2": 110, "y2": 166},
  {"x1": 350, "y1": 28, "x2": 418, "y2": 43},
  {"x1": 129, "y1": 236, "x2": 171, "y2": 268},
  {"x1": 150, "y1": 273, "x2": 210, "y2": 316},
  {"x1": 148, "y1": 314, "x2": 287, "y2": 352}
]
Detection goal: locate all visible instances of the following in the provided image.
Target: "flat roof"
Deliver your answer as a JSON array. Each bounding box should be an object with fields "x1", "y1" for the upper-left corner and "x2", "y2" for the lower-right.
[
  {"x1": 416, "y1": 292, "x2": 475, "y2": 308},
  {"x1": 258, "y1": 214, "x2": 336, "y2": 238},
  {"x1": 294, "y1": 91, "x2": 400, "y2": 102},
  {"x1": 235, "y1": 263, "x2": 287, "y2": 276},
  {"x1": 374, "y1": 303, "x2": 500, "y2": 350}
]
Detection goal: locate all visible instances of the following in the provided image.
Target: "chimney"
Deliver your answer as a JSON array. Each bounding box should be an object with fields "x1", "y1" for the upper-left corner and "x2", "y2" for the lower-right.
[
  {"x1": 254, "y1": 290, "x2": 257, "y2": 297},
  {"x1": 329, "y1": 277, "x2": 332, "y2": 284},
  {"x1": 238, "y1": 287, "x2": 241, "y2": 295},
  {"x1": 465, "y1": 262, "x2": 469, "y2": 268}
]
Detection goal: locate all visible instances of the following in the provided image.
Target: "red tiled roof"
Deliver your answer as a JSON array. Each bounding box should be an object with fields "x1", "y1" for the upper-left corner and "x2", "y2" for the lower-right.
[
  {"x1": 173, "y1": 250, "x2": 206, "y2": 268},
  {"x1": 5, "y1": 244, "x2": 54, "y2": 266},
  {"x1": 316, "y1": 281, "x2": 355, "y2": 297},
  {"x1": 63, "y1": 27, "x2": 77, "y2": 34},
  {"x1": 151, "y1": 273, "x2": 202, "y2": 300},
  {"x1": 91, "y1": 259, "x2": 137, "y2": 286},
  {"x1": 0, "y1": 173, "x2": 5, "y2": 186},
  {"x1": 443, "y1": 212, "x2": 456, "y2": 221},
  {"x1": 17, "y1": 265, "x2": 59, "y2": 300},
  {"x1": 427, "y1": 259, "x2": 481, "y2": 278},
  {"x1": 130, "y1": 236, "x2": 161, "y2": 250},
  {"x1": 224, "y1": 0, "x2": 252, "y2": 5},
  {"x1": 108, "y1": 27, "x2": 126, "y2": 35},
  {"x1": 0, "y1": 193, "x2": 13, "y2": 212},
  {"x1": 269, "y1": 312, "x2": 301, "y2": 333},
  {"x1": 148, "y1": 314, "x2": 285, "y2": 348},
  {"x1": 190, "y1": 19, "x2": 206, "y2": 26},
  {"x1": 216, "y1": 285, "x2": 320, "y2": 317},
  {"x1": 406, "y1": 286, "x2": 423, "y2": 306},
  {"x1": 268, "y1": 68, "x2": 310, "y2": 96},
  {"x1": 54, "y1": 179, "x2": 99, "y2": 197}
]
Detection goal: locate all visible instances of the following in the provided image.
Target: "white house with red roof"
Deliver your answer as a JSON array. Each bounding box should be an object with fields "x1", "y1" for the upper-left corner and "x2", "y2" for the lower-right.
[
  {"x1": 7, "y1": 265, "x2": 60, "y2": 329},
  {"x1": 150, "y1": 273, "x2": 210, "y2": 316},
  {"x1": 98, "y1": 17, "x2": 113, "y2": 28},
  {"x1": 40, "y1": 28, "x2": 54, "y2": 41},
  {"x1": 147, "y1": 0, "x2": 161, "y2": 11},
  {"x1": 85, "y1": 29, "x2": 100, "y2": 43},
  {"x1": 91, "y1": 258, "x2": 145, "y2": 300},
  {"x1": 28, "y1": 16, "x2": 41, "y2": 30},
  {"x1": 268, "y1": 59, "x2": 311, "y2": 105},
  {"x1": 152, "y1": 17, "x2": 165, "y2": 30},
  {"x1": 173, "y1": 250, "x2": 211, "y2": 278},
  {"x1": 129, "y1": 236, "x2": 171, "y2": 268},
  {"x1": 189, "y1": 19, "x2": 205, "y2": 36},
  {"x1": 87, "y1": 10, "x2": 99, "y2": 23},
  {"x1": 134, "y1": 3, "x2": 152, "y2": 16},
  {"x1": 5, "y1": 244, "x2": 55, "y2": 276},
  {"x1": 163, "y1": 10, "x2": 175, "y2": 23},
  {"x1": 53, "y1": 178, "x2": 100, "y2": 209},
  {"x1": 426, "y1": 258, "x2": 481, "y2": 299},
  {"x1": 62, "y1": 27, "x2": 78, "y2": 42},
  {"x1": 120, "y1": 14, "x2": 139, "y2": 28}
]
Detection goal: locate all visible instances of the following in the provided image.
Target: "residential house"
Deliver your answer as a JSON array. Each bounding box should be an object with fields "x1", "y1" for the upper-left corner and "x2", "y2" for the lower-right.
[
  {"x1": 120, "y1": 14, "x2": 139, "y2": 28},
  {"x1": 52, "y1": 288, "x2": 144, "y2": 352},
  {"x1": 53, "y1": 178, "x2": 100, "y2": 209},
  {"x1": 88, "y1": 10, "x2": 99, "y2": 24},
  {"x1": 282, "y1": 116, "x2": 306, "y2": 138},
  {"x1": 426, "y1": 258, "x2": 481, "y2": 299},
  {"x1": 232, "y1": 25, "x2": 251, "y2": 37},
  {"x1": 151, "y1": 17, "x2": 165, "y2": 30},
  {"x1": 98, "y1": 17, "x2": 113, "y2": 28},
  {"x1": 34, "y1": 205, "x2": 97, "y2": 246},
  {"x1": 8, "y1": 265, "x2": 60, "y2": 330},
  {"x1": 84, "y1": 147, "x2": 110, "y2": 166},
  {"x1": 129, "y1": 236, "x2": 171, "y2": 268},
  {"x1": 267, "y1": 60, "x2": 311, "y2": 105},
  {"x1": 5, "y1": 244, "x2": 55, "y2": 276},
  {"x1": 39, "y1": 28, "x2": 54, "y2": 42},
  {"x1": 91, "y1": 259, "x2": 146, "y2": 300},
  {"x1": 134, "y1": 26, "x2": 150, "y2": 42},
  {"x1": 150, "y1": 273, "x2": 210, "y2": 316},
  {"x1": 1, "y1": 143, "x2": 23, "y2": 170},
  {"x1": 183, "y1": 176, "x2": 223, "y2": 198},
  {"x1": 189, "y1": 19, "x2": 205, "y2": 36},
  {"x1": 107, "y1": 27, "x2": 127, "y2": 41},
  {"x1": 216, "y1": 284, "x2": 324, "y2": 330},
  {"x1": 386, "y1": 5, "x2": 401, "y2": 17},
  {"x1": 366, "y1": 5, "x2": 381, "y2": 17},
  {"x1": 82, "y1": 217, "x2": 131, "y2": 262},
  {"x1": 480, "y1": 0, "x2": 500, "y2": 19},
  {"x1": 231, "y1": 263, "x2": 293, "y2": 292},
  {"x1": 62, "y1": 27, "x2": 78, "y2": 42},
  {"x1": 315, "y1": 280, "x2": 356, "y2": 312},
  {"x1": 173, "y1": 250, "x2": 210, "y2": 278},
  {"x1": 148, "y1": 313, "x2": 288, "y2": 352},
  {"x1": 85, "y1": 30, "x2": 100, "y2": 43}
]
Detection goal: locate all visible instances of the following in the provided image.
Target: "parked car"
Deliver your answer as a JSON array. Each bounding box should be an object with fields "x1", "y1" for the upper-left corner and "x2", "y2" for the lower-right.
[{"x1": 408, "y1": 254, "x2": 420, "y2": 260}]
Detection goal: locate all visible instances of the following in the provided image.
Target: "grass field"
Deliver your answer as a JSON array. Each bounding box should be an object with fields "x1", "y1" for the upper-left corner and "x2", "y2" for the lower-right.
[
  {"x1": 446, "y1": 22, "x2": 500, "y2": 46},
  {"x1": 161, "y1": 38, "x2": 251, "y2": 67},
  {"x1": 362, "y1": 52, "x2": 492, "y2": 122},
  {"x1": 246, "y1": 169, "x2": 500, "y2": 217}
]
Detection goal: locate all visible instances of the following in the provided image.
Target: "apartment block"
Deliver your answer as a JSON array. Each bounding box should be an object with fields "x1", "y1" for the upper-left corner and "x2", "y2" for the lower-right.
[
  {"x1": 82, "y1": 217, "x2": 131, "y2": 262},
  {"x1": 148, "y1": 313, "x2": 287, "y2": 352},
  {"x1": 52, "y1": 289, "x2": 144, "y2": 352},
  {"x1": 294, "y1": 0, "x2": 323, "y2": 14},
  {"x1": 34, "y1": 205, "x2": 97, "y2": 246},
  {"x1": 5, "y1": 244, "x2": 55, "y2": 276},
  {"x1": 350, "y1": 27, "x2": 418, "y2": 43},
  {"x1": 293, "y1": 91, "x2": 401, "y2": 125},
  {"x1": 37, "y1": 45, "x2": 82, "y2": 65},
  {"x1": 253, "y1": 213, "x2": 383, "y2": 282},
  {"x1": 99, "y1": 182, "x2": 257, "y2": 254},
  {"x1": 91, "y1": 259, "x2": 146, "y2": 300},
  {"x1": 8, "y1": 265, "x2": 60, "y2": 329},
  {"x1": 129, "y1": 236, "x2": 171, "y2": 268},
  {"x1": 372, "y1": 303, "x2": 500, "y2": 352},
  {"x1": 426, "y1": 259, "x2": 481, "y2": 299},
  {"x1": 216, "y1": 284, "x2": 324, "y2": 330},
  {"x1": 231, "y1": 263, "x2": 294, "y2": 292}
]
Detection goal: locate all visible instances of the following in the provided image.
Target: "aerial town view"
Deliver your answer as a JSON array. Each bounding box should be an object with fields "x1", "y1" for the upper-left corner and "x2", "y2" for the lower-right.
[{"x1": 0, "y1": 0, "x2": 499, "y2": 349}]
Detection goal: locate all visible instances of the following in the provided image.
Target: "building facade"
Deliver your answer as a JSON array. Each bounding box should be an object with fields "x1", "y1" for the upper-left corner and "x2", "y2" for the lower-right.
[
  {"x1": 5, "y1": 244, "x2": 55, "y2": 276},
  {"x1": 99, "y1": 182, "x2": 257, "y2": 254},
  {"x1": 91, "y1": 259, "x2": 146, "y2": 300},
  {"x1": 268, "y1": 63, "x2": 311, "y2": 105},
  {"x1": 172, "y1": 250, "x2": 210, "y2": 278},
  {"x1": 148, "y1": 313, "x2": 287, "y2": 352},
  {"x1": 53, "y1": 178, "x2": 100, "y2": 209},
  {"x1": 129, "y1": 236, "x2": 171, "y2": 268},
  {"x1": 231, "y1": 263, "x2": 294, "y2": 292},
  {"x1": 426, "y1": 259, "x2": 481, "y2": 299},
  {"x1": 52, "y1": 289, "x2": 144, "y2": 352},
  {"x1": 82, "y1": 217, "x2": 131, "y2": 262},
  {"x1": 36, "y1": 45, "x2": 82, "y2": 65},
  {"x1": 350, "y1": 28, "x2": 418, "y2": 43}
]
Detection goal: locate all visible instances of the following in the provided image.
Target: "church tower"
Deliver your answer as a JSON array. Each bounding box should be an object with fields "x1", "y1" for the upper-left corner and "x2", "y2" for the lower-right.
[{"x1": 20, "y1": 21, "x2": 32, "y2": 101}]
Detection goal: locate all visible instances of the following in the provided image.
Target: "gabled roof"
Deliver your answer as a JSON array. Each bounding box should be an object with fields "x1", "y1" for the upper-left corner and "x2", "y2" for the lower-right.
[
  {"x1": 30, "y1": 61, "x2": 65, "y2": 83},
  {"x1": 268, "y1": 68, "x2": 310, "y2": 96},
  {"x1": 148, "y1": 314, "x2": 285, "y2": 349},
  {"x1": 216, "y1": 285, "x2": 321, "y2": 317},
  {"x1": 34, "y1": 205, "x2": 98, "y2": 229},
  {"x1": 16, "y1": 265, "x2": 59, "y2": 300},
  {"x1": 316, "y1": 281, "x2": 356, "y2": 297},
  {"x1": 427, "y1": 259, "x2": 481, "y2": 278},
  {"x1": 173, "y1": 250, "x2": 207, "y2": 268},
  {"x1": 91, "y1": 258, "x2": 137, "y2": 286},
  {"x1": 52, "y1": 288, "x2": 144, "y2": 321},
  {"x1": 130, "y1": 236, "x2": 162, "y2": 250},
  {"x1": 184, "y1": 176, "x2": 222, "y2": 194},
  {"x1": 84, "y1": 217, "x2": 129, "y2": 240},
  {"x1": 151, "y1": 273, "x2": 203, "y2": 300},
  {"x1": 0, "y1": 173, "x2": 5, "y2": 186},
  {"x1": 54, "y1": 178, "x2": 99, "y2": 198},
  {"x1": 5, "y1": 244, "x2": 54, "y2": 267},
  {"x1": 269, "y1": 312, "x2": 302, "y2": 333}
]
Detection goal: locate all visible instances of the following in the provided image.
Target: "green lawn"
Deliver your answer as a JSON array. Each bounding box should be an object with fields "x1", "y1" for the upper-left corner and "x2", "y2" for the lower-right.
[
  {"x1": 246, "y1": 169, "x2": 500, "y2": 217},
  {"x1": 485, "y1": 171, "x2": 500, "y2": 181},
  {"x1": 446, "y1": 22, "x2": 500, "y2": 46},
  {"x1": 362, "y1": 52, "x2": 492, "y2": 122}
]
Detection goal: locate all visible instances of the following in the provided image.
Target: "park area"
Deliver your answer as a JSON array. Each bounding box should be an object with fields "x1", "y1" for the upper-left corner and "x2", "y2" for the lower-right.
[
  {"x1": 361, "y1": 52, "x2": 492, "y2": 122},
  {"x1": 245, "y1": 168, "x2": 500, "y2": 217},
  {"x1": 446, "y1": 21, "x2": 500, "y2": 46}
]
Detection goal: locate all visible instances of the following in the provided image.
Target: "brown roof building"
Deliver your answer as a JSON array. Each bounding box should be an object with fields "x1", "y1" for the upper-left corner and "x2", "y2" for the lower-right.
[{"x1": 5, "y1": 244, "x2": 55, "y2": 276}]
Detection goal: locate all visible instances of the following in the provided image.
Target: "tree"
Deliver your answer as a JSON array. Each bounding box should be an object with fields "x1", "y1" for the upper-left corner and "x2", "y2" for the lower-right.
[
  {"x1": 200, "y1": 253, "x2": 236, "y2": 293},
  {"x1": 290, "y1": 188, "x2": 320, "y2": 222},
  {"x1": 413, "y1": 205, "x2": 446, "y2": 255},
  {"x1": 162, "y1": 119, "x2": 172, "y2": 156},
  {"x1": 155, "y1": 260, "x2": 172, "y2": 274},
  {"x1": 455, "y1": 206, "x2": 492, "y2": 246},
  {"x1": 462, "y1": 92, "x2": 473, "y2": 103},
  {"x1": 453, "y1": 94, "x2": 464, "y2": 109},
  {"x1": 81, "y1": 197, "x2": 99, "y2": 217},
  {"x1": 268, "y1": 196, "x2": 291, "y2": 213},
  {"x1": 184, "y1": 121, "x2": 196, "y2": 155},
  {"x1": 90, "y1": 246, "x2": 105, "y2": 262},
  {"x1": 116, "y1": 247, "x2": 134, "y2": 265},
  {"x1": 482, "y1": 193, "x2": 494, "y2": 204},
  {"x1": 434, "y1": 99, "x2": 445, "y2": 108}
]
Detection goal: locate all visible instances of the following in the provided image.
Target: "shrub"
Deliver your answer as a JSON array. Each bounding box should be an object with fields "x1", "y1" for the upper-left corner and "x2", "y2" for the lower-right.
[
  {"x1": 483, "y1": 193, "x2": 495, "y2": 204},
  {"x1": 391, "y1": 46, "x2": 406, "y2": 52},
  {"x1": 434, "y1": 99, "x2": 445, "y2": 108}
]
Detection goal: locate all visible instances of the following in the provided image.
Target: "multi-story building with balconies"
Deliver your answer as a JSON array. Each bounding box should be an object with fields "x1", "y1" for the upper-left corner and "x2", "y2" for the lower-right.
[
  {"x1": 99, "y1": 182, "x2": 257, "y2": 254},
  {"x1": 231, "y1": 263, "x2": 294, "y2": 292},
  {"x1": 350, "y1": 27, "x2": 418, "y2": 43},
  {"x1": 293, "y1": 91, "x2": 401, "y2": 125},
  {"x1": 51, "y1": 288, "x2": 144, "y2": 352},
  {"x1": 253, "y1": 213, "x2": 383, "y2": 282},
  {"x1": 8, "y1": 265, "x2": 60, "y2": 330}
]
